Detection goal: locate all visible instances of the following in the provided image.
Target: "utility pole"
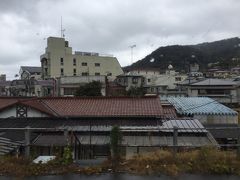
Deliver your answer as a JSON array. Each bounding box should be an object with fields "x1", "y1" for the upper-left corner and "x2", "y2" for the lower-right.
[
  {"x1": 24, "y1": 127, "x2": 31, "y2": 158},
  {"x1": 173, "y1": 126, "x2": 178, "y2": 157},
  {"x1": 129, "y1": 45, "x2": 136, "y2": 65},
  {"x1": 60, "y1": 16, "x2": 65, "y2": 38}
]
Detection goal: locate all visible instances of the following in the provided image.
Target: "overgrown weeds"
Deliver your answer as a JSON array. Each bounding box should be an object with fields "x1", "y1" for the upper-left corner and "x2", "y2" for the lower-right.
[
  {"x1": 122, "y1": 147, "x2": 240, "y2": 176},
  {"x1": 1, "y1": 147, "x2": 240, "y2": 177}
]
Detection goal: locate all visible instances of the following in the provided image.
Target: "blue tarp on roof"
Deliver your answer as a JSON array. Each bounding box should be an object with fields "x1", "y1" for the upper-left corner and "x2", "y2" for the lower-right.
[{"x1": 167, "y1": 97, "x2": 238, "y2": 116}]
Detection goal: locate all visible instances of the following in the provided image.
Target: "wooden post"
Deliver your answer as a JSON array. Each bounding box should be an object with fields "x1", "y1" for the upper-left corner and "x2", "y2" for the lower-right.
[
  {"x1": 24, "y1": 127, "x2": 31, "y2": 158},
  {"x1": 237, "y1": 136, "x2": 240, "y2": 159},
  {"x1": 64, "y1": 129, "x2": 69, "y2": 145},
  {"x1": 173, "y1": 126, "x2": 178, "y2": 157}
]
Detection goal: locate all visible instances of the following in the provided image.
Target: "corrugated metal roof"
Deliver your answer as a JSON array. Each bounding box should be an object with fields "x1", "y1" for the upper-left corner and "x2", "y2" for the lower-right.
[
  {"x1": 159, "y1": 119, "x2": 207, "y2": 133},
  {"x1": 168, "y1": 97, "x2": 238, "y2": 116},
  {"x1": 20, "y1": 66, "x2": 42, "y2": 73},
  {"x1": 77, "y1": 135, "x2": 110, "y2": 145},
  {"x1": 0, "y1": 118, "x2": 208, "y2": 133},
  {"x1": 162, "y1": 105, "x2": 177, "y2": 119},
  {"x1": 76, "y1": 135, "x2": 216, "y2": 147},
  {"x1": 32, "y1": 134, "x2": 68, "y2": 146}
]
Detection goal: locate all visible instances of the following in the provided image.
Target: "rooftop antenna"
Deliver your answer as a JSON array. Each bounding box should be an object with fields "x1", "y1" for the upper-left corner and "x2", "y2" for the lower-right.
[
  {"x1": 60, "y1": 16, "x2": 65, "y2": 38},
  {"x1": 129, "y1": 44, "x2": 136, "y2": 65}
]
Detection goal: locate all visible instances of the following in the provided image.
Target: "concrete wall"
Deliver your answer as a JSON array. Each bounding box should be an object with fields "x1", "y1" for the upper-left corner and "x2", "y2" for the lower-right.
[
  {"x1": 145, "y1": 74, "x2": 187, "y2": 89},
  {"x1": 188, "y1": 88, "x2": 238, "y2": 104},
  {"x1": 194, "y1": 114, "x2": 238, "y2": 124}
]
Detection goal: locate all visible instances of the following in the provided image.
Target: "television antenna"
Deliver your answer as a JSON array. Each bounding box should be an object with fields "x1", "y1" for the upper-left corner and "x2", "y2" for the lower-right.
[
  {"x1": 129, "y1": 44, "x2": 136, "y2": 65},
  {"x1": 60, "y1": 16, "x2": 66, "y2": 38}
]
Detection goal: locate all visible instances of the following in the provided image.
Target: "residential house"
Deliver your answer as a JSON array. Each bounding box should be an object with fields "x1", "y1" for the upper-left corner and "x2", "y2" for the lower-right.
[
  {"x1": 188, "y1": 78, "x2": 240, "y2": 104},
  {"x1": 124, "y1": 67, "x2": 161, "y2": 76},
  {"x1": 231, "y1": 67, "x2": 240, "y2": 76},
  {"x1": 0, "y1": 79, "x2": 11, "y2": 96},
  {"x1": 0, "y1": 96, "x2": 217, "y2": 158},
  {"x1": 19, "y1": 66, "x2": 42, "y2": 80},
  {"x1": 206, "y1": 69, "x2": 231, "y2": 79},
  {"x1": 0, "y1": 74, "x2": 6, "y2": 81},
  {"x1": 144, "y1": 68, "x2": 187, "y2": 100},
  {"x1": 115, "y1": 74, "x2": 145, "y2": 90},
  {"x1": 6, "y1": 79, "x2": 54, "y2": 97}
]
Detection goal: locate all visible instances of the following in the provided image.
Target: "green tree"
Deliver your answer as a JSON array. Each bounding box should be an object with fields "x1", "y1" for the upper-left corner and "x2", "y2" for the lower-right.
[
  {"x1": 62, "y1": 146, "x2": 73, "y2": 165},
  {"x1": 110, "y1": 126, "x2": 122, "y2": 167},
  {"x1": 74, "y1": 81, "x2": 102, "y2": 96},
  {"x1": 126, "y1": 86, "x2": 146, "y2": 97}
]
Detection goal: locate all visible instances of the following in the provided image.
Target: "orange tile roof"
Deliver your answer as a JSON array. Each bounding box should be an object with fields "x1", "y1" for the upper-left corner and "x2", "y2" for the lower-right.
[
  {"x1": 40, "y1": 96, "x2": 163, "y2": 117},
  {"x1": 0, "y1": 96, "x2": 164, "y2": 117},
  {"x1": 0, "y1": 99, "x2": 18, "y2": 110},
  {"x1": 162, "y1": 105, "x2": 177, "y2": 119}
]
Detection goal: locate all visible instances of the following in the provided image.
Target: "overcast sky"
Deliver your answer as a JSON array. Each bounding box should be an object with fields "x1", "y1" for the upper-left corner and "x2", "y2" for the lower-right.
[{"x1": 0, "y1": 0, "x2": 240, "y2": 79}]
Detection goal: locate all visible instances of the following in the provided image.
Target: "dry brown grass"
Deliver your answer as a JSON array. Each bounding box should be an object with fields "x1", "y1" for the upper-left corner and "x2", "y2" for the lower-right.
[
  {"x1": 1, "y1": 147, "x2": 240, "y2": 177},
  {"x1": 122, "y1": 147, "x2": 240, "y2": 176}
]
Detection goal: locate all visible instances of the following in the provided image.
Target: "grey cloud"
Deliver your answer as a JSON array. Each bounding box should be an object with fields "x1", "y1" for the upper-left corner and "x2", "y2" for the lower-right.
[{"x1": 0, "y1": 0, "x2": 240, "y2": 79}]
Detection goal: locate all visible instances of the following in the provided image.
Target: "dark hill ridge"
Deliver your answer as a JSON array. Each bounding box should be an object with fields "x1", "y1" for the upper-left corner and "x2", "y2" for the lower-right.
[{"x1": 125, "y1": 37, "x2": 240, "y2": 72}]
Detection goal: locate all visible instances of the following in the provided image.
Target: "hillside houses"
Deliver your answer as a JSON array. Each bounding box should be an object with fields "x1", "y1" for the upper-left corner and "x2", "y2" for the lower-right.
[{"x1": 186, "y1": 78, "x2": 240, "y2": 105}]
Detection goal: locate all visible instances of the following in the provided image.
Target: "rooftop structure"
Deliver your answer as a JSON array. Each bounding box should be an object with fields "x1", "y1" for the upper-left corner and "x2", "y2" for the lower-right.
[
  {"x1": 168, "y1": 97, "x2": 238, "y2": 124},
  {"x1": 188, "y1": 78, "x2": 240, "y2": 104},
  {"x1": 168, "y1": 97, "x2": 237, "y2": 116},
  {"x1": 19, "y1": 66, "x2": 42, "y2": 80},
  {"x1": 191, "y1": 78, "x2": 237, "y2": 86}
]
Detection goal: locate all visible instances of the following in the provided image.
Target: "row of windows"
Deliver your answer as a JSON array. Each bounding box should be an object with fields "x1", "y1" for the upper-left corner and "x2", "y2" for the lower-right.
[
  {"x1": 60, "y1": 68, "x2": 109, "y2": 76},
  {"x1": 60, "y1": 58, "x2": 100, "y2": 67}
]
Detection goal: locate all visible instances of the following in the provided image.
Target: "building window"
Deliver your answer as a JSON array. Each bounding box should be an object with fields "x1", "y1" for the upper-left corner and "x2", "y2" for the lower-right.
[
  {"x1": 132, "y1": 77, "x2": 138, "y2": 84},
  {"x1": 60, "y1": 68, "x2": 64, "y2": 76},
  {"x1": 64, "y1": 88, "x2": 78, "y2": 96},
  {"x1": 175, "y1": 77, "x2": 182, "y2": 81},
  {"x1": 148, "y1": 79, "x2": 151, "y2": 82},
  {"x1": 73, "y1": 69, "x2": 76, "y2": 76},
  {"x1": 82, "y1": 72, "x2": 88, "y2": 76},
  {"x1": 95, "y1": 63, "x2": 100, "y2": 67},
  {"x1": 82, "y1": 62, "x2": 87, "y2": 66},
  {"x1": 95, "y1": 72, "x2": 100, "y2": 76},
  {"x1": 60, "y1": 58, "x2": 64, "y2": 65},
  {"x1": 73, "y1": 58, "x2": 76, "y2": 66}
]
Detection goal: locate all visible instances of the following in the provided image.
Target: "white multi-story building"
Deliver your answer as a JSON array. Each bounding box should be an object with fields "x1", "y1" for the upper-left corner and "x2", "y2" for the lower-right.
[{"x1": 40, "y1": 37, "x2": 123, "y2": 80}]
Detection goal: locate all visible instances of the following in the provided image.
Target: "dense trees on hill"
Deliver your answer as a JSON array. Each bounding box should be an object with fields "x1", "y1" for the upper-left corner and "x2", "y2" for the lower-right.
[{"x1": 125, "y1": 37, "x2": 240, "y2": 72}]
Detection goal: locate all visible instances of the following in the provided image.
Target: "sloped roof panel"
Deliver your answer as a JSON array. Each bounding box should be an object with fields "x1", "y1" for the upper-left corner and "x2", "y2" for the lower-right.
[
  {"x1": 0, "y1": 96, "x2": 164, "y2": 117},
  {"x1": 168, "y1": 97, "x2": 238, "y2": 116},
  {"x1": 40, "y1": 96, "x2": 163, "y2": 117},
  {"x1": 191, "y1": 79, "x2": 237, "y2": 86}
]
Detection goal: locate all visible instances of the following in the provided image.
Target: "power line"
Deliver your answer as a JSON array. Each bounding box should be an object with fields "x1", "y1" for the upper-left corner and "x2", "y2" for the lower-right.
[{"x1": 176, "y1": 99, "x2": 218, "y2": 112}]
